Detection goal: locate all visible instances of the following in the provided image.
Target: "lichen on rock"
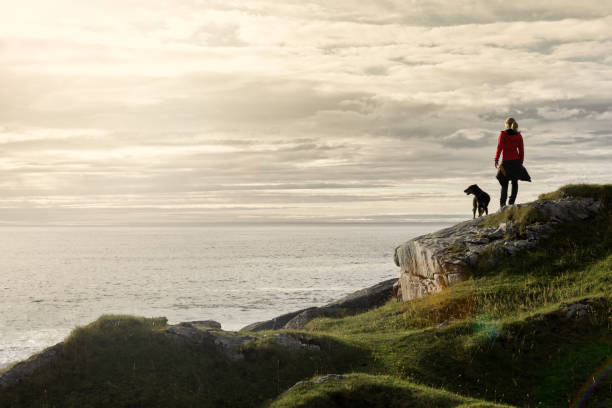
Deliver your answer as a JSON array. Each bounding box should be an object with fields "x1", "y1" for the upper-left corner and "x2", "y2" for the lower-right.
[
  {"x1": 393, "y1": 197, "x2": 603, "y2": 301},
  {"x1": 240, "y1": 278, "x2": 397, "y2": 332}
]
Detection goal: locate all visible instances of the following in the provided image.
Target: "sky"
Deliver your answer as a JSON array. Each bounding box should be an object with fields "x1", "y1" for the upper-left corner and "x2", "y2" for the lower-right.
[{"x1": 0, "y1": 0, "x2": 611, "y2": 225}]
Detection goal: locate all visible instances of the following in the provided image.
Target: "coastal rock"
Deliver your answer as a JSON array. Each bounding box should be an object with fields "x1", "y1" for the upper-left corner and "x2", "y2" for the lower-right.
[
  {"x1": 314, "y1": 374, "x2": 345, "y2": 384},
  {"x1": 268, "y1": 333, "x2": 320, "y2": 351},
  {"x1": 392, "y1": 280, "x2": 403, "y2": 302},
  {"x1": 214, "y1": 334, "x2": 255, "y2": 361},
  {"x1": 165, "y1": 324, "x2": 213, "y2": 344},
  {"x1": 528, "y1": 297, "x2": 608, "y2": 328},
  {"x1": 563, "y1": 303, "x2": 591, "y2": 320},
  {"x1": 560, "y1": 300, "x2": 596, "y2": 321},
  {"x1": 0, "y1": 342, "x2": 63, "y2": 389},
  {"x1": 240, "y1": 308, "x2": 310, "y2": 332},
  {"x1": 284, "y1": 308, "x2": 327, "y2": 330},
  {"x1": 393, "y1": 197, "x2": 602, "y2": 301},
  {"x1": 280, "y1": 374, "x2": 345, "y2": 398},
  {"x1": 328, "y1": 278, "x2": 398, "y2": 310},
  {"x1": 184, "y1": 320, "x2": 222, "y2": 330},
  {"x1": 241, "y1": 278, "x2": 397, "y2": 332}
]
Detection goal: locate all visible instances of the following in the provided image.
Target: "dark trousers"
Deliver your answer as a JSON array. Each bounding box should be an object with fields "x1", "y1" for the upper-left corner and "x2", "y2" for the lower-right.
[{"x1": 499, "y1": 178, "x2": 518, "y2": 207}]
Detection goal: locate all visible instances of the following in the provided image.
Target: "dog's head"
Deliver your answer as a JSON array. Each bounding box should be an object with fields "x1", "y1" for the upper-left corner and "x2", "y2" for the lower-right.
[{"x1": 464, "y1": 184, "x2": 479, "y2": 195}]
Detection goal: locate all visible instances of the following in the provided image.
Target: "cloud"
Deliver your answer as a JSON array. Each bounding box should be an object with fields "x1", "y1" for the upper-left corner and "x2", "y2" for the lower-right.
[
  {"x1": 442, "y1": 129, "x2": 495, "y2": 148},
  {"x1": 0, "y1": 1, "x2": 610, "y2": 223}
]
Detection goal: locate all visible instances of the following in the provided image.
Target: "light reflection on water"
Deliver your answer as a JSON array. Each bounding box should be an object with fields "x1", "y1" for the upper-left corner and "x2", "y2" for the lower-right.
[{"x1": 0, "y1": 223, "x2": 449, "y2": 368}]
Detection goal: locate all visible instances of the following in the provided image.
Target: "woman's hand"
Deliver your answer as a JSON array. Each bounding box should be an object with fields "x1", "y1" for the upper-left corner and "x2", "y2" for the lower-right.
[{"x1": 494, "y1": 160, "x2": 499, "y2": 168}]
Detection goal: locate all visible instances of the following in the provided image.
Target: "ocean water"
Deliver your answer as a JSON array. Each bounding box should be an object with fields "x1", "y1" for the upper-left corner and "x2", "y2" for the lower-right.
[{"x1": 0, "y1": 223, "x2": 449, "y2": 369}]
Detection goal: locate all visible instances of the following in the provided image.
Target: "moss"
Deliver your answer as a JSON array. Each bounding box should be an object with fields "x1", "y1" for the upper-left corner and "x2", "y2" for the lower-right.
[
  {"x1": 0, "y1": 315, "x2": 371, "y2": 408},
  {"x1": 303, "y1": 202, "x2": 612, "y2": 406},
  {"x1": 474, "y1": 242, "x2": 504, "y2": 268},
  {"x1": 538, "y1": 184, "x2": 612, "y2": 206},
  {"x1": 270, "y1": 373, "x2": 516, "y2": 408},
  {"x1": 479, "y1": 205, "x2": 548, "y2": 236},
  {"x1": 66, "y1": 314, "x2": 168, "y2": 341},
  {"x1": 446, "y1": 243, "x2": 468, "y2": 257}
]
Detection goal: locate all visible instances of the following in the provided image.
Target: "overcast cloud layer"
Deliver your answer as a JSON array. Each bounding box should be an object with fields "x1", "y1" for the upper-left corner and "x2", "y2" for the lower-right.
[{"x1": 0, "y1": 1, "x2": 611, "y2": 224}]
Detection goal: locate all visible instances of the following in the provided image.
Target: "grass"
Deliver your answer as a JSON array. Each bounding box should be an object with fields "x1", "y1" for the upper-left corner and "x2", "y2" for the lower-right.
[
  {"x1": 479, "y1": 184, "x2": 611, "y2": 236},
  {"x1": 479, "y1": 205, "x2": 548, "y2": 235},
  {"x1": 446, "y1": 243, "x2": 468, "y2": 257},
  {"x1": 0, "y1": 184, "x2": 610, "y2": 408},
  {"x1": 308, "y1": 203, "x2": 612, "y2": 334},
  {"x1": 270, "y1": 373, "x2": 516, "y2": 408},
  {"x1": 538, "y1": 184, "x2": 612, "y2": 205},
  {"x1": 301, "y1": 184, "x2": 612, "y2": 407}
]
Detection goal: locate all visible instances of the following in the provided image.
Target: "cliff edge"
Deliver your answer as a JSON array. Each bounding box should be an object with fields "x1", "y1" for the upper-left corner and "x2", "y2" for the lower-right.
[
  {"x1": 393, "y1": 194, "x2": 603, "y2": 301},
  {"x1": 0, "y1": 184, "x2": 609, "y2": 408}
]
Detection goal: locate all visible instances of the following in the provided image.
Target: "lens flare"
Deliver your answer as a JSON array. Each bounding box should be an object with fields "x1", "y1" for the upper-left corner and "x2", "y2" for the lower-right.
[
  {"x1": 473, "y1": 314, "x2": 501, "y2": 340},
  {"x1": 571, "y1": 357, "x2": 612, "y2": 408}
]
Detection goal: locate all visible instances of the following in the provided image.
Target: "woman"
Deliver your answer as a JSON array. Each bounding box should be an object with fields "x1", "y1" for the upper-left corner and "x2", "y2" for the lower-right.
[{"x1": 494, "y1": 117, "x2": 531, "y2": 208}]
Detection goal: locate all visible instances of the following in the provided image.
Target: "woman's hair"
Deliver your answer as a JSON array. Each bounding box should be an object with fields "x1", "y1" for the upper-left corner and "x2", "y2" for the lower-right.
[{"x1": 505, "y1": 117, "x2": 518, "y2": 131}]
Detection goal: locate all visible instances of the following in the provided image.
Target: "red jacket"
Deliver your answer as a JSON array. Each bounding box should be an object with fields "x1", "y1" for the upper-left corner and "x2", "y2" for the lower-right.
[{"x1": 495, "y1": 130, "x2": 524, "y2": 163}]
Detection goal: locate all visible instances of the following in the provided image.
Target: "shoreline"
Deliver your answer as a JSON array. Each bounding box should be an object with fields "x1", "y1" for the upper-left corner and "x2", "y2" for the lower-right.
[{"x1": 1, "y1": 223, "x2": 442, "y2": 369}]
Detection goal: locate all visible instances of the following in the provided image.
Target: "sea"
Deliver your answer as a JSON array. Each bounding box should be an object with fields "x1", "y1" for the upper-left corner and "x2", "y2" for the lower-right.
[{"x1": 0, "y1": 223, "x2": 451, "y2": 369}]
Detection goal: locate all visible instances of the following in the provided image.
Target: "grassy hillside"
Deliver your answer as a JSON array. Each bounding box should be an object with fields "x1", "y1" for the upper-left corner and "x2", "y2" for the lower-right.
[
  {"x1": 269, "y1": 373, "x2": 515, "y2": 408},
  {"x1": 0, "y1": 184, "x2": 610, "y2": 408}
]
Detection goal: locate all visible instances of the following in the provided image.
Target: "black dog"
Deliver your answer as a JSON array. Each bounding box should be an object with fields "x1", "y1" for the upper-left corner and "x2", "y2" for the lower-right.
[{"x1": 464, "y1": 184, "x2": 490, "y2": 218}]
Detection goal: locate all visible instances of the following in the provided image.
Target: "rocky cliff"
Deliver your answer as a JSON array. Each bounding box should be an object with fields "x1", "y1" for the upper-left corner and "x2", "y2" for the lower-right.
[
  {"x1": 241, "y1": 278, "x2": 397, "y2": 331},
  {"x1": 0, "y1": 185, "x2": 609, "y2": 408},
  {"x1": 393, "y1": 196, "x2": 603, "y2": 301}
]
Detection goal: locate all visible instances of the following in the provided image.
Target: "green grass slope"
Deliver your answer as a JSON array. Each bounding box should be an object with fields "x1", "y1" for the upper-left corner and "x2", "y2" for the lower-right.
[
  {"x1": 0, "y1": 316, "x2": 366, "y2": 408},
  {"x1": 270, "y1": 373, "x2": 515, "y2": 408},
  {"x1": 0, "y1": 184, "x2": 610, "y2": 408}
]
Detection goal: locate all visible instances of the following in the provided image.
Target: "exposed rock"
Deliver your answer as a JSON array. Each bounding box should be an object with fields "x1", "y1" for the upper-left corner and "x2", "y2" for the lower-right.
[
  {"x1": 271, "y1": 333, "x2": 302, "y2": 349},
  {"x1": 560, "y1": 300, "x2": 594, "y2": 321},
  {"x1": 394, "y1": 226, "x2": 472, "y2": 301},
  {"x1": 5, "y1": 323, "x2": 222, "y2": 387},
  {"x1": 436, "y1": 318, "x2": 458, "y2": 329},
  {"x1": 326, "y1": 278, "x2": 398, "y2": 310},
  {"x1": 0, "y1": 342, "x2": 63, "y2": 388},
  {"x1": 392, "y1": 280, "x2": 403, "y2": 302},
  {"x1": 214, "y1": 334, "x2": 255, "y2": 361},
  {"x1": 284, "y1": 308, "x2": 327, "y2": 330},
  {"x1": 393, "y1": 198, "x2": 602, "y2": 301},
  {"x1": 165, "y1": 324, "x2": 213, "y2": 345},
  {"x1": 280, "y1": 374, "x2": 345, "y2": 398},
  {"x1": 242, "y1": 278, "x2": 397, "y2": 332},
  {"x1": 282, "y1": 379, "x2": 310, "y2": 396},
  {"x1": 240, "y1": 308, "x2": 310, "y2": 332},
  {"x1": 314, "y1": 374, "x2": 344, "y2": 384},
  {"x1": 285, "y1": 277, "x2": 398, "y2": 329},
  {"x1": 267, "y1": 333, "x2": 320, "y2": 351},
  {"x1": 526, "y1": 297, "x2": 608, "y2": 329},
  {"x1": 184, "y1": 320, "x2": 222, "y2": 330}
]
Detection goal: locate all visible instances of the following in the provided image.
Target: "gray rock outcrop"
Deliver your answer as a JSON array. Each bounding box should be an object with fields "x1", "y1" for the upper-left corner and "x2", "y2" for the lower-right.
[
  {"x1": 314, "y1": 374, "x2": 344, "y2": 384},
  {"x1": 283, "y1": 308, "x2": 325, "y2": 330},
  {"x1": 0, "y1": 342, "x2": 64, "y2": 388},
  {"x1": 240, "y1": 278, "x2": 397, "y2": 332},
  {"x1": 185, "y1": 320, "x2": 222, "y2": 330},
  {"x1": 213, "y1": 334, "x2": 256, "y2": 361},
  {"x1": 165, "y1": 323, "x2": 214, "y2": 344},
  {"x1": 280, "y1": 374, "x2": 345, "y2": 399},
  {"x1": 559, "y1": 298, "x2": 603, "y2": 322},
  {"x1": 267, "y1": 333, "x2": 320, "y2": 351},
  {"x1": 240, "y1": 308, "x2": 312, "y2": 332},
  {"x1": 164, "y1": 322, "x2": 256, "y2": 362},
  {"x1": 1, "y1": 320, "x2": 322, "y2": 384},
  {"x1": 393, "y1": 197, "x2": 602, "y2": 302},
  {"x1": 561, "y1": 302, "x2": 592, "y2": 321},
  {"x1": 213, "y1": 332, "x2": 321, "y2": 362}
]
